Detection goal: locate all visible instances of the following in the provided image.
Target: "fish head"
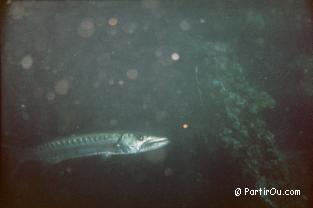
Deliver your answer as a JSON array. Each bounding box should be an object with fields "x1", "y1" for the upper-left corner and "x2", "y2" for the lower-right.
[{"x1": 120, "y1": 133, "x2": 169, "y2": 153}]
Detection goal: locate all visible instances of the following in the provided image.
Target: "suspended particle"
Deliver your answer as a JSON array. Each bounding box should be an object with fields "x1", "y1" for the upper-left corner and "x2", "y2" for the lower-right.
[
  {"x1": 200, "y1": 18, "x2": 206, "y2": 23},
  {"x1": 126, "y1": 69, "x2": 138, "y2": 80},
  {"x1": 171, "y1": 52, "x2": 180, "y2": 61},
  {"x1": 118, "y1": 80, "x2": 125, "y2": 86},
  {"x1": 179, "y1": 20, "x2": 191, "y2": 31},
  {"x1": 108, "y1": 17, "x2": 118, "y2": 26},
  {"x1": 54, "y1": 79, "x2": 70, "y2": 95},
  {"x1": 21, "y1": 55, "x2": 33, "y2": 70},
  {"x1": 77, "y1": 18, "x2": 95, "y2": 38}
]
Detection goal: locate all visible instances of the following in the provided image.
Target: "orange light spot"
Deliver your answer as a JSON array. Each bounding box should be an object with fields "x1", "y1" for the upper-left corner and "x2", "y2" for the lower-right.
[{"x1": 182, "y1": 123, "x2": 189, "y2": 129}]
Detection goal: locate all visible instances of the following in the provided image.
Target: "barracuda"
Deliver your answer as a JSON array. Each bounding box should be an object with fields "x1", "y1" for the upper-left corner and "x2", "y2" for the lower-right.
[{"x1": 23, "y1": 132, "x2": 169, "y2": 164}]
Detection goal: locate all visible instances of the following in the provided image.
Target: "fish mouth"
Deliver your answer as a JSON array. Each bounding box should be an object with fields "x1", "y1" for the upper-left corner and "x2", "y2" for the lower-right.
[{"x1": 140, "y1": 137, "x2": 169, "y2": 152}]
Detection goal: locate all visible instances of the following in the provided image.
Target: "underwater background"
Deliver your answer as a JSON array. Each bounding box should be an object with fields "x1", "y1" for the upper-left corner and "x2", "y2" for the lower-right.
[{"x1": 1, "y1": 1, "x2": 312, "y2": 208}]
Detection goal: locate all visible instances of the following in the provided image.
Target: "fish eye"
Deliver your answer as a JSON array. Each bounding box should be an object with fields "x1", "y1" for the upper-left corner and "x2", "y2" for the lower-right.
[{"x1": 138, "y1": 136, "x2": 144, "y2": 141}]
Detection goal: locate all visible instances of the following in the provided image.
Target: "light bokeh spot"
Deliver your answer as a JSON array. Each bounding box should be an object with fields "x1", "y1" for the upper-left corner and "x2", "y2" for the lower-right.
[
  {"x1": 77, "y1": 18, "x2": 95, "y2": 38},
  {"x1": 54, "y1": 79, "x2": 70, "y2": 95},
  {"x1": 126, "y1": 69, "x2": 139, "y2": 80},
  {"x1": 21, "y1": 55, "x2": 33, "y2": 70}
]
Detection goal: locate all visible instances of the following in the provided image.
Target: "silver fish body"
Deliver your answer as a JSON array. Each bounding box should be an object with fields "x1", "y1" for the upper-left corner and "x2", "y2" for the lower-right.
[{"x1": 24, "y1": 132, "x2": 169, "y2": 164}]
